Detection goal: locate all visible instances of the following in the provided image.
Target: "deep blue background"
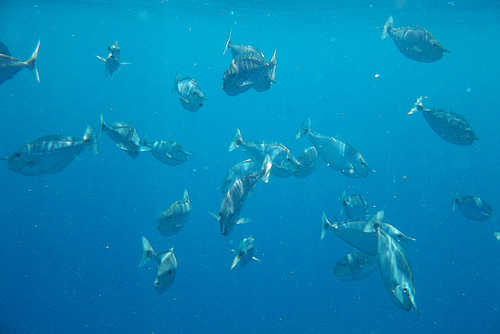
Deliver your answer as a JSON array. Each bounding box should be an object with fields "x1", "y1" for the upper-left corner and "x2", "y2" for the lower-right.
[{"x1": 1, "y1": 1, "x2": 499, "y2": 333}]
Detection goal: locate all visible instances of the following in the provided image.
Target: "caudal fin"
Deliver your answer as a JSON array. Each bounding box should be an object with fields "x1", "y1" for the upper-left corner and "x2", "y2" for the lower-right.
[
  {"x1": 340, "y1": 191, "x2": 346, "y2": 217},
  {"x1": 172, "y1": 71, "x2": 181, "y2": 94},
  {"x1": 268, "y1": 49, "x2": 277, "y2": 83},
  {"x1": 223, "y1": 29, "x2": 232, "y2": 55},
  {"x1": 381, "y1": 16, "x2": 393, "y2": 40},
  {"x1": 408, "y1": 96, "x2": 424, "y2": 115},
  {"x1": 82, "y1": 125, "x2": 99, "y2": 155},
  {"x1": 295, "y1": 118, "x2": 311, "y2": 139},
  {"x1": 182, "y1": 189, "x2": 190, "y2": 205},
  {"x1": 228, "y1": 128, "x2": 244, "y2": 152},
  {"x1": 25, "y1": 40, "x2": 40, "y2": 83},
  {"x1": 321, "y1": 212, "x2": 334, "y2": 240},
  {"x1": 139, "y1": 236, "x2": 155, "y2": 267},
  {"x1": 260, "y1": 155, "x2": 272, "y2": 183},
  {"x1": 452, "y1": 192, "x2": 459, "y2": 211},
  {"x1": 98, "y1": 113, "x2": 107, "y2": 139}
]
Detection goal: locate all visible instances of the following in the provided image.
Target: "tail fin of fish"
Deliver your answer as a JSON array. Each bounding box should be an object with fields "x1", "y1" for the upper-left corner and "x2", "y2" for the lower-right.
[
  {"x1": 25, "y1": 40, "x2": 40, "y2": 83},
  {"x1": 98, "y1": 113, "x2": 107, "y2": 139},
  {"x1": 260, "y1": 155, "x2": 272, "y2": 183},
  {"x1": 452, "y1": 192, "x2": 459, "y2": 211},
  {"x1": 223, "y1": 29, "x2": 232, "y2": 55},
  {"x1": 408, "y1": 96, "x2": 424, "y2": 115},
  {"x1": 181, "y1": 189, "x2": 190, "y2": 205},
  {"x1": 228, "y1": 128, "x2": 244, "y2": 152},
  {"x1": 268, "y1": 49, "x2": 277, "y2": 83},
  {"x1": 321, "y1": 212, "x2": 334, "y2": 240},
  {"x1": 172, "y1": 71, "x2": 181, "y2": 94},
  {"x1": 295, "y1": 118, "x2": 312, "y2": 139},
  {"x1": 82, "y1": 125, "x2": 99, "y2": 155},
  {"x1": 494, "y1": 232, "x2": 500, "y2": 241},
  {"x1": 340, "y1": 191, "x2": 346, "y2": 217},
  {"x1": 230, "y1": 252, "x2": 242, "y2": 270},
  {"x1": 139, "y1": 236, "x2": 155, "y2": 267},
  {"x1": 381, "y1": 16, "x2": 393, "y2": 40}
]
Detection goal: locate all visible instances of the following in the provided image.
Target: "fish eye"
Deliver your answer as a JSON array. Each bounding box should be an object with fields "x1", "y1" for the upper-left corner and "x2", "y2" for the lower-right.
[
  {"x1": 403, "y1": 287, "x2": 408, "y2": 293},
  {"x1": 15, "y1": 153, "x2": 20, "y2": 157},
  {"x1": 168, "y1": 270, "x2": 172, "y2": 274}
]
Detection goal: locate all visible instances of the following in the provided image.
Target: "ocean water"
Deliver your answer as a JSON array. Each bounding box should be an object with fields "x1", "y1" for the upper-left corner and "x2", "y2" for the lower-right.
[{"x1": 1, "y1": 1, "x2": 499, "y2": 333}]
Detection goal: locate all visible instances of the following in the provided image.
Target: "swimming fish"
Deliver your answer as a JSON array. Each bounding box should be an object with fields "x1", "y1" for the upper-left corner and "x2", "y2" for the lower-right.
[
  {"x1": 219, "y1": 159, "x2": 259, "y2": 194},
  {"x1": 210, "y1": 155, "x2": 272, "y2": 236},
  {"x1": 99, "y1": 114, "x2": 150, "y2": 159},
  {"x1": 2, "y1": 125, "x2": 98, "y2": 175},
  {"x1": 340, "y1": 191, "x2": 368, "y2": 221},
  {"x1": 139, "y1": 237, "x2": 177, "y2": 294},
  {"x1": 333, "y1": 252, "x2": 378, "y2": 281},
  {"x1": 409, "y1": 96, "x2": 478, "y2": 145},
  {"x1": 382, "y1": 16, "x2": 450, "y2": 63},
  {"x1": 230, "y1": 235, "x2": 261, "y2": 270},
  {"x1": 0, "y1": 40, "x2": 40, "y2": 85},
  {"x1": 296, "y1": 119, "x2": 374, "y2": 178},
  {"x1": 96, "y1": 41, "x2": 130, "y2": 77},
  {"x1": 157, "y1": 189, "x2": 191, "y2": 237},
  {"x1": 223, "y1": 29, "x2": 264, "y2": 59},
  {"x1": 294, "y1": 146, "x2": 323, "y2": 178},
  {"x1": 142, "y1": 137, "x2": 191, "y2": 166},
  {"x1": 172, "y1": 71, "x2": 207, "y2": 112},
  {"x1": 452, "y1": 192, "x2": 493, "y2": 222}
]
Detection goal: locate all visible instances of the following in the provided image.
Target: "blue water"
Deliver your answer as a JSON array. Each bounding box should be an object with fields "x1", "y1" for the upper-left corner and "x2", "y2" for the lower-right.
[{"x1": 1, "y1": 1, "x2": 499, "y2": 333}]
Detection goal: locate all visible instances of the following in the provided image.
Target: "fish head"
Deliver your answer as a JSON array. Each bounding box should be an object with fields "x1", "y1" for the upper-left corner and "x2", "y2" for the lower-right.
[
  {"x1": 333, "y1": 254, "x2": 355, "y2": 278},
  {"x1": 108, "y1": 41, "x2": 121, "y2": 57},
  {"x1": 153, "y1": 268, "x2": 176, "y2": 294},
  {"x1": 393, "y1": 284, "x2": 417, "y2": 313},
  {"x1": 6, "y1": 150, "x2": 31, "y2": 171}
]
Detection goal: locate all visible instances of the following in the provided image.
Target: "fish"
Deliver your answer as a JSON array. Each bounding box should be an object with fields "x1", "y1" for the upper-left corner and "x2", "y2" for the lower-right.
[
  {"x1": 98, "y1": 114, "x2": 150, "y2": 159},
  {"x1": 142, "y1": 137, "x2": 191, "y2": 166},
  {"x1": 294, "y1": 146, "x2": 323, "y2": 178},
  {"x1": 223, "y1": 29, "x2": 264, "y2": 60},
  {"x1": 452, "y1": 192, "x2": 493, "y2": 222},
  {"x1": 333, "y1": 252, "x2": 379, "y2": 281},
  {"x1": 2, "y1": 125, "x2": 98, "y2": 175},
  {"x1": 408, "y1": 96, "x2": 478, "y2": 145},
  {"x1": 229, "y1": 128, "x2": 301, "y2": 177},
  {"x1": 230, "y1": 235, "x2": 261, "y2": 270},
  {"x1": 157, "y1": 189, "x2": 191, "y2": 237},
  {"x1": 381, "y1": 16, "x2": 450, "y2": 63},
  {"x1": 210, "y1": 155, "x2": 272, "y2": 236},
  {"x1": 219, "y1": 159, "x2": 259, "y2": 194},
  {"x1": 139, "y1": 237, "x2": 177, "y2": 294},
  {"x1": 222, "y1": 49, "x2": 277, "y2": 96},
  {"x1": 296, "y1": 119, "x2": 374, "y2": 178},
  {"x1": 0, "y1": 40, "x2": 40, "y2": 85},
  {"x1": 172, "y1": 71, "x2": 207, "y2": 112},
  {"x1": 377, "y1": 228, "x2": 419, "y2": 314},
  {"x1": 340, "y1": 191, "x2": 368, "y2": 221},
  {"x1": 96, "y1": 41, "x2": 130, "y2": 78}
]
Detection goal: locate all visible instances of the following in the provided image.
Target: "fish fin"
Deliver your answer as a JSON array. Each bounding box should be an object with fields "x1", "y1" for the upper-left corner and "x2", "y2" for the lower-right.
[
  {"x1": 381, "y1": 15, "x2": 393, "y2": 40},
  {"x1": 268, "y1": 49, "x2": 277, "y2": 81},
  {"x1": 340, "y1": 191, "x2": 346, "y2": 217},
  {"x1": 260, "y1": 155, "x2": 272, "y2": 183},
  {"x1": 139, "y1": 236, "x2": 155, "y2": 267},
  {"x1": 230, "y1": 254, "x2": 241, "y2": 270},
  {"x1": 223, "y1": 28, "x2": 232, "y2": 55},
  {"x1": 82, "y1": 125, "x2": 99, "y2": 155},
  {"x1": 408, "y1": 96, "x2": 424, "y2": 115},
  {"x1": 172, "y1": 71, "x2": 180, "y2": 94},
  {"x1": 452, "y1": 192, "x2": 459, "y2": 211},
  {"x1": 228, "y1": 128, "x2": 244, "y2": 152},
  {"x1": 235, "y1": 218, "x2": 251, "y2": 225},
  {"x1": 494, "y1": 232, "x2": 500, "y2": 241},
  {"x1": 252, "y1": 256, "x2": 261, "y2": 263},
  {"x1": 295, "y1": 118, "x2": 311, "y2": 139},
  {"x1": 363, "y1": 210, "x2": 384, "y2": 232},
  {"x1": 208, "y1": 211, "x2": 221, "y2": 222},
  {"x1": 25, "y1": 40, "x2": 40, "y2": 83},
  {"x1": 116, "y1": 143, "x2": 128, "y2": 151},
  {"x1": 182, "y1": 189, "x2": 190, "y2": 205},
  {"x1": 98, "y1": 113, "x2": 107, "y2": 139},
  {"x1": 120, "y1": 62, "x2": 131, "y2": 65},
  {"x1": 321, "y1": 212, "x2": 332, "y2": 240}
]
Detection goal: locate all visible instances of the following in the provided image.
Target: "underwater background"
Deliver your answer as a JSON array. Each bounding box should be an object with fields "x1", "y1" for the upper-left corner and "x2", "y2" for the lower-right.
[{"x1": 1, "y1": 1, "x2": 499, "y2": 333}]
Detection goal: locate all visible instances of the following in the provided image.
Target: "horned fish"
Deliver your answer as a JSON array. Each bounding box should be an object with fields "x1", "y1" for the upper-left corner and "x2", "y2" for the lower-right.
[
  {"x1": 219, "y1": 159, "x2": 259, "y2": 194},
  {"x1": 409, "y1": 96, "x2": 478, "y2": 145},
  {"x1": 139, "y1": 237, "x2": 177, "y2": 294},
  {"x1": 340, "y1": 191, "x2": 368, "y2": 221},
  {"x1": 99, "y1": 114, "x2": 150, "y2": 159},
  {"x1": 294, "y1": 146, "x2": 323, "y2": 178},
  {"x1": 229, "y1": 128, "x2": 301, "y2": 177},
  {"x1": 334, "y1": 252, "x2": 378, "y2": 281},
  {"x1": 453, "y1": 192, "x2": 493, "y2": 222},
  {"x1": 296, "y1": 119, "x2": 374, "y2": 178},
  {"x1": 382, "y1": 16, "x2": 450, "y2": 63},
  {"x1": 210, "y1": 155, "x2": 272, "y2": 236},
  {"x1": 142, "y1": 137, "x2": 191, "y2": 166},
  {"x1": 172, "y1": 71, "x2": 207, "y2": 112},
  {"x1": 222, "y1": 49, "x2": 277, "y2": 96},
  {"x1": 0, "y1": 40, "x2": 40, "y2": 85},
  {"x1": 230, "y1": 235, "x2": 261, "y2": 270},
  {"x1": 377, "y1": 228, "x2": 419, "y2": 314},
  {"x1": 223, "y1": 29, "x2": 264, "y2": 59},
  {"x1": 157, "y1": 189, "x2": 191, "y2": 237},
  {"x1": 2, "y1": 126, "x2": 98, "y2": 175},
  {"x1": 96, "y1": 41, "x2": 130, "y2": 77}
]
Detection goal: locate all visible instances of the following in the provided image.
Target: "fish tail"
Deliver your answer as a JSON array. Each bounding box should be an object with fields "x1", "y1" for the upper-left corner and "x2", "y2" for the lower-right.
[
  {"x1": 25, "y1": 40, "x2": 40, "y2": 83},
  {"x1": 223, "y1": 28, "x2": 232, "y2": 55},
  {"x1": 381, "y1": 16, "x2": 393, "y2": 40},
  {"x1": 172, "y1": 71, "x2": 181, "y2": 94},
  {"x1": 340, "y1": 191, "x2": 346, "y2": 217},
  {"x1": 230, "y1": 254, "x2": 241, "y2": 270},
  {"x1": 82, "y1": 125, "x2": 99, "y2": 155},
  {"x1": 139, "y1": 236, "x2": 155, "y2": 267},
  {"x1": 98, "y1": 113, "x2": 107, "y2": 139},
  {"x1": 452, "y1": 192, "x2": 459, "y2": 211},
  {"x1": 408, "y1": 96, "x2": 424, "y2": 115},
  {"x1": 228, "y1": 128, "x2": 244, "y2": 152},
  {"x1": 182, "y1": 189, "x2": 190, "y2": 205},
  {"x1": 260, "y1": 155, "x2": 272, "y2": 183},
  {"x1": 268, "y1": 49, "x2": 277, "y2": 83},
  {"x1": 321, "y1": 212, "x2": 333, "y2": 240},
  {"x1": 295, "y1": 118, "x2": 311, "y2": 139}
]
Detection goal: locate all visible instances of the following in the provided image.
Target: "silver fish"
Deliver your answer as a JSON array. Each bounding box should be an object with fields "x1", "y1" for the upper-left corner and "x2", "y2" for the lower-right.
[
  {"x1": 223, "y1": 29, "x2": 264, "y2": 60},
  {"x1": 230, "y1": 235, "x2": 261, "y2": 270},
  {"x1": 382, "y1": 16, "x2": 450, "y2": 63},
  {"x1": 229, "y1": 128, "x2": 301, "y2": 178},
  {"x1": 143, "y1": 137, "x2": 191, "y2": 166},
  {"x1": 3, "y1": 126, "x2": 98, "y2": 175},
  {"x1": 0, "y1": 40, "x2": 40, "y2": 85},
  {"x1": 409, "y1": 96, "x2": 478, "y2": 146},
  {"x1": 334, "y1": 252, "x2": 378, "y2": 281},
  {"x1": 340, "y1": 191, "x2": 368, "y2": 221},
  {"x1": 96, "y1": 41, "x2": 130, "y2": 78},
  {"x1": 377, "y1": 228, "x2": 419, "y2": 314},
  {"x1": 99, "y1": 114, "x2": 150, "y2": 159},
  {"x1": 219, "y1": 159, "x2": 259, "y2": 194},
  {"x1": 157, "y1": 190, "x2": 191, "y2": 237},
  {"x1": 139, "y1": 237, "x2": 177, "y2": 294},
  {"x1": 453, "y1": 192, "x2": 493, "y2": 222},
  {"x1": 172, "y1": 71, "x2": 207, "y2": 112},
  {"x1": 294, "y1": 146, "x2": 323, "y2": 178},
  {"x1": 210, "y1": 155, "x2": 272, "y2": 236}
]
